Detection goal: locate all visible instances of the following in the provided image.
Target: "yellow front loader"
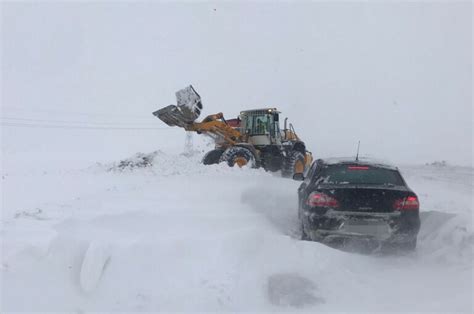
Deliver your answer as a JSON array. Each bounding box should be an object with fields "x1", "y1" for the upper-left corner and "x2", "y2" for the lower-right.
[{"x1": 153, "y1": 85, "x2": 312, "y2": 176}]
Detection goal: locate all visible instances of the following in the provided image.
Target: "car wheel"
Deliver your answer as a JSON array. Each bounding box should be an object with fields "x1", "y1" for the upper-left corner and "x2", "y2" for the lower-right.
[
  {"x1": 399, "y1": 238, "x2": 417, "y2": 251},
  {"x1": 300, "y1": 221, "x2": 310, "y2": 241},
  {"x1": 383, "y1": 238, "x2": 417, "y2": 253}
]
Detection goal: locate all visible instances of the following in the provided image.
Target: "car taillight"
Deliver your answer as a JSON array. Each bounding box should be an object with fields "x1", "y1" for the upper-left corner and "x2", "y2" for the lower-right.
[
  {"x1": 393, "y1": 196, "x2": 420, "y2": 211},
  {"x1": 307, "y1": 192, "x2": 339, "y2": 208}
]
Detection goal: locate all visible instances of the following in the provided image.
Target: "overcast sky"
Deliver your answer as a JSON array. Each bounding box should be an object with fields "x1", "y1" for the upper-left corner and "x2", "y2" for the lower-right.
[{"x1": 2, "y1": 2, "x2": 472, "y2": 165}]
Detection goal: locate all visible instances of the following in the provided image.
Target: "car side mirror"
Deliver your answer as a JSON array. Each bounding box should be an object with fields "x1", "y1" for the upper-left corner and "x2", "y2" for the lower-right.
[{"x1": 293, "y1": 173, "x2": 305, "y2": 181}]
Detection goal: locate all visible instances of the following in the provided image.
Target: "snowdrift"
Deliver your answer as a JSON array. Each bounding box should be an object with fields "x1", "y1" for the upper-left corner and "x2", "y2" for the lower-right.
[{"x1": 1, "y1": 152, "x2": 473, "y2": 312}]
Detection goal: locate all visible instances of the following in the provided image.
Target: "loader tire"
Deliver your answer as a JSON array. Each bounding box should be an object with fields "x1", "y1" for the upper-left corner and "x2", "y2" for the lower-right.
[
  {"x1": 202, "y1": 149, "x2": 225, "y2": 165},
  {"x1": 282, "y1": 151, "x2": 306, "y2": 178},
  {"x1": 219, "y1": 147, "x2": 256, "y2": 168}
]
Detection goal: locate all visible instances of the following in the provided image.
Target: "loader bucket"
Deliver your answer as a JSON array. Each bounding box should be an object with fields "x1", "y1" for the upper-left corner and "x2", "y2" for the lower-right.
[
  {"x1": 153, "y1": 85, "x2": 203, "y2": 127},
  {"x1": 153, "y1": 105, "x2": 189, "y2": 128}
]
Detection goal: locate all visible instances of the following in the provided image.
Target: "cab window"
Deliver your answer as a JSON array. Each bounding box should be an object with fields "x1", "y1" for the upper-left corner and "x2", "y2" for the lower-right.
[{"x1": 252, "y1": 115, "x2": 270, "y2": 135}]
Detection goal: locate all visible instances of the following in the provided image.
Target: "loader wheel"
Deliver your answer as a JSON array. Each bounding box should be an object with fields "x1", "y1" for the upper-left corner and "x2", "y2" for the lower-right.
[
  {"x1": 282, "y1": 151, "x2": 306, "y2": 178},
  {"x1": 202, "y1": 149, "x2": 225, "y2": 165},
  {"x1": 219, "y1": 147, "x2": 256, "y2": 168}
]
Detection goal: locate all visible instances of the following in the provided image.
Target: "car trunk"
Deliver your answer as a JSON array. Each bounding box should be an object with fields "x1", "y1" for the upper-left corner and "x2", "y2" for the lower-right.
[{"x1": 321, "y1": 185, "x2": 411, "y2": 213}]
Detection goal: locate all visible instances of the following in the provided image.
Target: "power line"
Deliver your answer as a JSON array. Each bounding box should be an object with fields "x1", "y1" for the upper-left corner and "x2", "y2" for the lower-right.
[
  {"x1": 0, "y1": 122, "x2": 176, "y2": 130},
  {"x1": 3, "y1": 107, "x2": 157, "y2": 120},
  {"x1": 1, "y1": 116, "x2": 159, "y2": 126}
]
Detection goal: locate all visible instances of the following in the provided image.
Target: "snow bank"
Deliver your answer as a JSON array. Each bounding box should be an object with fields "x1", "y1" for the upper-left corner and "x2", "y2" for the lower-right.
[
  {"x1": 401, "y1": 164, "x2": 473, "y2": 267},
  {"x1": 418, "y1": 211, "x2": 473, "y2": 266},
  {"x1": 1, "y1": 153, "x2": 473, "y2": 312},
  {"x1": 104, "y1": 150, "x2": 256, "y2": 177}
]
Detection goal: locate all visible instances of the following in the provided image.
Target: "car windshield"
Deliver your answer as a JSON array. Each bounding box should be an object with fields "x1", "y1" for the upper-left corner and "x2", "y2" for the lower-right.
[{"x1": 319, "y1": 164, "x2": 404, "y2": 186}]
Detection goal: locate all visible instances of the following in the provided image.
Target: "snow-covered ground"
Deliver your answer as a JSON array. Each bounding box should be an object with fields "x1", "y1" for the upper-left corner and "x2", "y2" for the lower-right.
[
  {"x1": 1, "y1": 149, "x2": 472, "y2": 313},
  {"x1": 2, "y1": 2, "x2": 472, "y2": 312}
]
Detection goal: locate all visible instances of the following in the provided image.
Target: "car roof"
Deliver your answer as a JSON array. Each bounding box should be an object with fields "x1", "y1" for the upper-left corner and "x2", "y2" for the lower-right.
[{"x1": 317, "y1": 157, "x2": 399, "y2": 170}]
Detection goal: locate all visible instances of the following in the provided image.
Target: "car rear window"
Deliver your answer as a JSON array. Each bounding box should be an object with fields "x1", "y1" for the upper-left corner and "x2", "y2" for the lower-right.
[{"x1": 319, "y1": 164, "x2": 404, "y2": 186}]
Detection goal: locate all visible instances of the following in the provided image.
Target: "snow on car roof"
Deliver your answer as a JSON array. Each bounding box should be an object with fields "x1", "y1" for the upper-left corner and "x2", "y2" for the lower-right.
[{"x1": 318, "y1": 157, "x2": 398, "y2": 170}]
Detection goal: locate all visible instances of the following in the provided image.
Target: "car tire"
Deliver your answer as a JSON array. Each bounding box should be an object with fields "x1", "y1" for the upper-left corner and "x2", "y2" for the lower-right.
[
  {"x1": 383, "y1": 238, "x2": 417, "y2": 253},
  {"x1": 399, "y1": 238, "x2": 417, "y2": 251},
  {"x1": 300, "y1": 221, "x2": 310, "y2": 241},
  {"x1": 202, "y1": 149, "x2": 225, "y2": 165}
]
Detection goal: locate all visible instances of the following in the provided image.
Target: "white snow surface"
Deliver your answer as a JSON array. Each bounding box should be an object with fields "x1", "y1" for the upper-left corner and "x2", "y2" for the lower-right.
[{"x1": 1, "y1": 151, "x2": 473, "y2": 313}]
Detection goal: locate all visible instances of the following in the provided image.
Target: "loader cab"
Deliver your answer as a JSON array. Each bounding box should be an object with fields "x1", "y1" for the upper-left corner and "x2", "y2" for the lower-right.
[{"x1": 240, "y1": 108, "x2": 282, "y2": 146}]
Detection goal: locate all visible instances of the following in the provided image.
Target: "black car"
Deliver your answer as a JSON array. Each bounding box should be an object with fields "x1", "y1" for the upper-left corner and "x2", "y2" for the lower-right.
[{"x1": 293, "y1": 158, "x2": 421, "y2": 251}]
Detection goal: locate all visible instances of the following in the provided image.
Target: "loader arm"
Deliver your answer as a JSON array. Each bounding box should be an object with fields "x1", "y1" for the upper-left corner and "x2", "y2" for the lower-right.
[
  {"x1": 185, "y1": 113, "x2": 242, "y2": 145},
  {"x1": 154, "y1": 106, "x2": 241, "y2": 145}
]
